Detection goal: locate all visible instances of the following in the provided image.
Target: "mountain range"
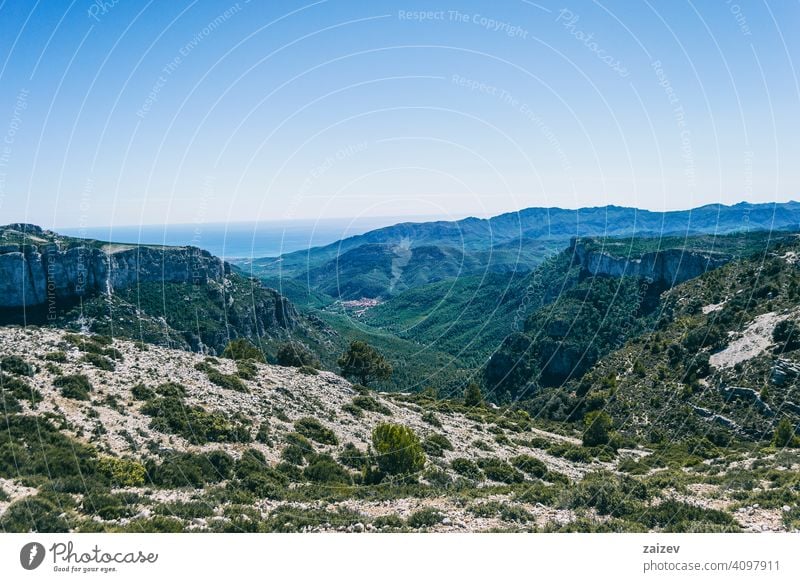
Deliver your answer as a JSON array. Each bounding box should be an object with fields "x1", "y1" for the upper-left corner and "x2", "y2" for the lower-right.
[{"x1": 1, "y1": 203, "x2": 799, "y2": 533}]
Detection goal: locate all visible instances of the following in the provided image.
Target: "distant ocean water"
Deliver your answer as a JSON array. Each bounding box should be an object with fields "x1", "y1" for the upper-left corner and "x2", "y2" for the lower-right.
[{"x1": 59, "y1": 216, "x2": 430, "y2": 260}]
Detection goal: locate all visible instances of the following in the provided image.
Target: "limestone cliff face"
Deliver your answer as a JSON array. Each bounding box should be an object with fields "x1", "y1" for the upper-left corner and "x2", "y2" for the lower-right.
[
  {"x1": 0, "y1": 225, "x2": 300, "y2": 350},
  {"x1": 570, "y1": 238, "x2": 731, "y2": 286},
  {"x1": 0, "y1": 224, "x2": 226, "y2": 309}
]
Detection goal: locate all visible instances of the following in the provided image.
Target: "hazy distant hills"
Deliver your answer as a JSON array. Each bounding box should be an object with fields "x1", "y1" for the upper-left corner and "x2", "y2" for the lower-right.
[{"x1": 237, "y1": 201, "x2": 800, "y2": 301}]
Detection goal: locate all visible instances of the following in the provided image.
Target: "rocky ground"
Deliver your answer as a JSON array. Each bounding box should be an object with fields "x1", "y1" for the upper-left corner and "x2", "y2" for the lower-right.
[{"x1": 1, "y1": 327, "x2": 797, "y2": 533}]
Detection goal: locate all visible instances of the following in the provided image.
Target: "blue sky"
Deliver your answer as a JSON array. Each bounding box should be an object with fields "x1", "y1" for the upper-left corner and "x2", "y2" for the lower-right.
[{"x1": 0, "y1": 0, "x2": 798, "y2": 228}]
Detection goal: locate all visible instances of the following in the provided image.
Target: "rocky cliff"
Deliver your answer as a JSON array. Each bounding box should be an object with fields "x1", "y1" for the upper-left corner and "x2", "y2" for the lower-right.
[
  {"x1": 0, "y1": 224, "x2": 226, "y2": 309},
  {"x1": 570, "y1": 237, "x2": 731, "y2": 287},
  {"x1": 0, "y1": 224, "x2": 301, "y2": 353}
]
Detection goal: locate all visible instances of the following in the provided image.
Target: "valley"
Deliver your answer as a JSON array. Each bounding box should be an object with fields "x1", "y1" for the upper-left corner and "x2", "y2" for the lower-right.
[{"x1": 1, "y1": 202, "x2": 799, "y2": 533}]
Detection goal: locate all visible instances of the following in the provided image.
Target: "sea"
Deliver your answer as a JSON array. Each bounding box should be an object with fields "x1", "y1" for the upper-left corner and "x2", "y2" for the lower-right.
[{"x1": 58, "y1": 216, "x2": 429, "y2": 260}]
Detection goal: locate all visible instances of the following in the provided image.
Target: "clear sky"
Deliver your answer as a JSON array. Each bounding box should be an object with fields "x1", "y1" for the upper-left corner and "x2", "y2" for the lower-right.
[{"x1": 0, "y1": 0, "x2": 798, "y2": 228}]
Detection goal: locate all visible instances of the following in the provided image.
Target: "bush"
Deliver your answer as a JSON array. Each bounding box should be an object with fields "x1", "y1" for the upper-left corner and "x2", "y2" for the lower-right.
[
  {"x1": 477, "y1": 458, "x2": 524, "y2": 484},
  {"x1": 0, "y1": 355, "x2": 34, "y2": 376},
  {"x1": 294, "y1": 417, "x2": 338, "y2": 445},
  {"x1": 131, "y1": 383, "x2": 155, "y2": 401},
  {"x1": 280, "y1": 445, "x2": 306, "y2": 465},
  {"x1": 1, "y1": 374, "x2": 42, "y2": 406},
  {"x1": 81, "y1": 353, "x2": 115, "y2": 371},
  {"x1": 155, "y1": 382, "x2": 187, "y2": 398},
  {"x1": 422, "y1": 433, "x2": 453, "y2": 457},
  {"x1": 303, "y1": 455, "x2": 353, "y2": 485},
  {"x1": 510, "y1": 454, "x2": 548, "y2": 478},
  {"x1": 373, "y1": 514, "x2": 404, "y2": 529},
  {"x1": 54, "y1": 374, "x2": 93, "y2": 400},
  {"x1": 566, "y1": 471, "x2": 649, "y2": 517},
  {"x1": 222, "y1": 338, "x2": 265, "y2": 362},
  {"x1": 45, "y1": 351, "x2": 68, "y2": 363},
  {"x1": 638, "y1": 500, "x2": 738, "y2": 532},
  {"x1": 407, "y1": 507, "x2": 443, "y2": 529},
  {"x1": 773, "y1": 417, "x2": 799, "y2": 448},
  {"x1": 147, "y1": 451, "x2": 233, "y2": 488},
  {"x1": 205, "y1": 367, "x2": 249, "y2": 392},
  {"x1": 372, "y1": 423, "x2": 426, "y2": 476},
  {"x1": 583, "y1": 410, "x2": 613, "y2": 447},
  {"x1": 0, "y1": 494, "x2": 71, "y2": 532},
  {"x1": 0, "y1": 414, "x2": 98, "y2": 483},
  {"x1": 338, "y1": 443, "x2": 370, "y2": 470},
  {"x1": 82, "y1": 492, "x2": 138, "y2": 520},
  {"x1": 450, "y1": 458, "x2": 483, "y2": 480},
  {"x1": 337, "y1": 341, "x2": 392, "y2": 386},
  {"x1": 421, "y1": 411, "x2": 442, "y2": 427},
  {"x1": 234, "y1": 448, "x2": 288, "y2": 498},
  {"x1": 236, "y1": 360, "x2": 258, "y2": 380},
  {"x1": 141, "y1": 396, "x2": 251, "y2": 445},
  {"x1": 97, "y1": 456, "x2": 146, "y2": 487},
  {"x1": 351, "y1": 396, "x2": 392, "y2": 416},
  {"x1": 774, "y1": 320, "x2": 800, "y2": 351},
  {"x1": 463, "y1": 382, "x2": 483, "y2": 407},
  {"x1": 276, "y1": 342, "x2": 318, "y2": 368}
]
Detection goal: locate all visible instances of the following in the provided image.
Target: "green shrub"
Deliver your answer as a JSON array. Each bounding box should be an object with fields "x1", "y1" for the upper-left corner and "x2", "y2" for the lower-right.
[
  {"x1": 1, "y1": 373, "x2": 42, "y2": 406},
  {"x1": 583, "y1": 410, "x2": 613, "y2": 447},
  {"x1": 773, "y1": 417, "x2": 799, "y2": 448},
  {"x1": 773, "y1": 320, "x2": 800, "y2": 351},
  {"x1": 342, "y1": 403, "x2": 364, "y2": 418},
  {"x1": 468, "y1": 501, "x2": 533, "y2": 523},
  {"x1": 450, "y1": 458, "x2": 483, "y2": 480},
  {"x1": 422, "y1": 433, "x2": 453, "y2": 457},
  {"x1": 45, "y1": 351, "x2": 68, "y2": 363},
  {"x1": 255, "y1": 422, "x2": 271, "y2": 445},
  {"x1": 372, "y1": 423, "x2": 426, "y2": 476},
  {"x1": 97, "y1": 456, "x2": 146, "y2": 487},
  {"x1": 351, "y1": 396, "x2": 392, "y2": 416},
  {"x1": 303, "y1": 455, "x2": 352, "y2": 485},
  {"x1": 54, "y1": 374, "x2": 93, "y2": 400},
  {"x1": 222, "y1": 338, "x2": 265, "y2": 362},
  {"x1": 234, "y1": 448, "x2": 288, "y2": 498},
  {"x1": 294, "y1": 417, "x2": 338, "y2": 445},
  {"x1": 0, "y1": 493, "x2": 71, "y2": 532},
  {"x1": 373, "y1": 514, "x2": 404, "y2": 529},
  {"x1": 407, "y1": 507, "x2": 443, "y2": 529},
  {"x1": 463, "y1": 382, "x2": 483, "y2": 407},
  {"x1": 81, "y1": 353, "x2": 115, "y2": 371},
  {"x1": 338, "y1": 443, "x2": 369, "y2": 470},
  {"x1": 155, "y1": 382, "x2": 187, "y2": 398},
  {"x1": 421, "y1": 411, "x2": 442, "y2": 427},
  {"x1": 566, "y1": 471, "x2": 649, "y2": 517},
  {"x1": 82, "y1": 492, "x2": 138, "y2": 520},
  {"x1": 477, "y1": 458, "x2": 524, "y2": 484},
  {"x1": 1, "y1": 355, "x2": 34, "y2": 376},
  {"x1": 638, "y1": 500, "x2": 738, "y2": 532},
  {"x1": 276, "y1": 342, "x2": 318, "y2": 368},
  {"x1": 0, "y1": 414, "x2": 98, "y2": 483},
  {"x1": 205, "y1": 367, "x2": 249, "y2": 392},
  {"x1": 337, "y1": 340, "x2": 392, "y2": 386},
  {"x1": 141, "y1": 396, "x2": 251, "y2": 444},
  {"x1": 131, "y1": 383, "x2": 155, "y2": 401},
  {"x1": 281, "y1": 445, "x2": 306, "y2": 465},
  {"x1": 510, "y1": 454, "x2": 548, "y2": 478},
  {"x1": 147, "y1": 451, "x2": 233, "y2": 488},
  {"x1": 236, "y1": 360, "x2": 258, "y2": 380}
]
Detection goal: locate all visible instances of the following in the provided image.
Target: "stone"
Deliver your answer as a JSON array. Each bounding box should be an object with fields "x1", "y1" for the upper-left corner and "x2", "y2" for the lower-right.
[{"x1": 570, "y1": 238, "x2": 730, "y2": 288}]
